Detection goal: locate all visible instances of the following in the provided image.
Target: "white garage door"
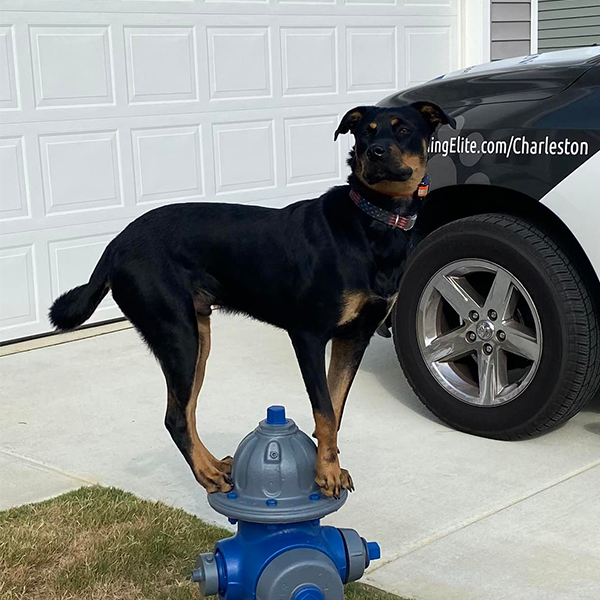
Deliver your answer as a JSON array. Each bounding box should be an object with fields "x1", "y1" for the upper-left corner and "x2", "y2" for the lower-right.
[{"x1": 0, "y1": 0, "x2": 460, "y2": 343}]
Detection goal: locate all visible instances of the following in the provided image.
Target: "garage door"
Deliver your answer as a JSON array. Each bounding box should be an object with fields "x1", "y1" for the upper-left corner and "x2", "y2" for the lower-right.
[
  {"x1": 0, "y1": 0, "x2": 460, "y2": 343},
  {"x1": 538, "y1": 0, "x2": 600, "y2": 51}
]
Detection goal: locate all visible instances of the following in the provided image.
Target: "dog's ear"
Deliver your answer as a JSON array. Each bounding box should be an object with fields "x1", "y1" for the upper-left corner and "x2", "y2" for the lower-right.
[
  {"x1": 334, "y1": 107, "x2": 368, "y2": 141},
  {"x1": 410, "y1": 101, "x2": 456, "y2": 131}
]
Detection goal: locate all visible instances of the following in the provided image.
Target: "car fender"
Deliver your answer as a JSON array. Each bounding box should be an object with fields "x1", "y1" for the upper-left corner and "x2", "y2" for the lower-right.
[{"x1": 540, "y1": 151, "x2": 600, "y2": 281}]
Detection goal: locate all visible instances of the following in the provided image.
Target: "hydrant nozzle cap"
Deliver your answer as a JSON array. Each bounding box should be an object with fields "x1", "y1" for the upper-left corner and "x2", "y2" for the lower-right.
[
  {"x1": 194, "y1": 552, "x2": 220, "y2": 597},
  {"x1": 367, "y1": 541, "x2": 381, "y2": 561},
  {"x1": 292, "y1": 585, "x2": 326, "y2": 600},
  {"x1": 266, "y1": 405, "x2": 287, "y2": 425}
]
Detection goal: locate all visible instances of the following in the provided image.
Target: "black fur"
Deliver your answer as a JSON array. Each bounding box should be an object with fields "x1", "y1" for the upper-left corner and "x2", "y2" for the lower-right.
[{"x1": 49, "y1": 102, "x2": 454, "y2": 495}]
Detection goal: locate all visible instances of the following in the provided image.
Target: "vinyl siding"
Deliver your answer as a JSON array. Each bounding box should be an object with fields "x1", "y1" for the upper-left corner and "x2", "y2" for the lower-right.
[
  {"x1": 491, "y1": 0, "x2": 532, "y2": 60},
  {"x1": 539, "y1": 0, "x2": 600, "y2": 51}
]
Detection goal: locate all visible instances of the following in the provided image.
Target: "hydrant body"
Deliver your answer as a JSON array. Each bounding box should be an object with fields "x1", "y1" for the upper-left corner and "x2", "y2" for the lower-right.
[{"x1": 192, "y1": 406, "x2": 380, "y2": 600}]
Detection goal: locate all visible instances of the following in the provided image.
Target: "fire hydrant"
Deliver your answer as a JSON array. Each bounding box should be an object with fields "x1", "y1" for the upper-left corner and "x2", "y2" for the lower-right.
[{"x1": 192, "y1": 405, "x2": 380, "y2": 600}]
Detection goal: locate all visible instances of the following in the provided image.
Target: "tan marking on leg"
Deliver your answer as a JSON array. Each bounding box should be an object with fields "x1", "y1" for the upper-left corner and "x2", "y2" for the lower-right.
[
  {"x1": 313, "y1": 411, "x2": 354, "y2": 498},
  {"x1": 338, "y1": 291, "x2": 369, "y2": 326},
  {"x1": 185, "y1": 315, "x2": 232, "y2": 492},
  {"x1": 314, "y1": 412, "x2": 338, "y2": 460},
  {"x1": 328, "y1": 338, "x2": 357, "y2": 429}
]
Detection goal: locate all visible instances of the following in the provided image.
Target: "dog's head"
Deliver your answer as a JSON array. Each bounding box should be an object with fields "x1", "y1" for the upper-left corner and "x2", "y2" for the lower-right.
[{"x1": 335, "y1": 102, "x2": 456, "y2": 196}]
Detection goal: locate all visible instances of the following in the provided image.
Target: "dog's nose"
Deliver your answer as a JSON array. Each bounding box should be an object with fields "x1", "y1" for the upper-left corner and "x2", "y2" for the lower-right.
[
  {"x1": 367, "y1": 145, "x2": 388, "y2": 160},
  {"x1": 397, "y1": 166, "x2": 414, "y2": 181}
]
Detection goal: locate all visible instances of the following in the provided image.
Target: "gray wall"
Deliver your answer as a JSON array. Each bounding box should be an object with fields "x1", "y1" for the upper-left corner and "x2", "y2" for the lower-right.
[
  {"x1": 539, "y1": 0, "x2": 600, "y2": 52},
  {"x1": 491, "y1": 0, "x2": 532, "y2": 60}
]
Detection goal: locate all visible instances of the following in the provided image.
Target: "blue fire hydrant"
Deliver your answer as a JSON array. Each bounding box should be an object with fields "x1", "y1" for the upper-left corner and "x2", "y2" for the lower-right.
[{"x1": 192, "y1": 406, "x2": 380, "y2": 600}]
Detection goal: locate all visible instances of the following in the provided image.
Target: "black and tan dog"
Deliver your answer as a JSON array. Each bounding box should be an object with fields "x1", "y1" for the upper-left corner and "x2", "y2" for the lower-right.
[{"x1": 50, "y1": 102, "x2": 455, "y2": 498}]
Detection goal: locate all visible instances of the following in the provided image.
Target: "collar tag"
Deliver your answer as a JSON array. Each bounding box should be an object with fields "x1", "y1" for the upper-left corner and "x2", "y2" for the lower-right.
[{"x1": 418, "y1": 174, "x2": 431, "y2": 198}]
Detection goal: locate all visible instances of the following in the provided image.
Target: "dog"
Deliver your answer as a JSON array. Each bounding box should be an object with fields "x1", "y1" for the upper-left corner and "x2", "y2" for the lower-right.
[{"x1": 49, "y1": 102, "x2": 455, "y2": 498}]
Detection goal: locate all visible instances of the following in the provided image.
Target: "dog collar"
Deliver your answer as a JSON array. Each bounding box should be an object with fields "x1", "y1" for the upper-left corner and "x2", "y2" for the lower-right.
[{"x1": 349, "y1": 175, "x2": 430, "y2": 231}]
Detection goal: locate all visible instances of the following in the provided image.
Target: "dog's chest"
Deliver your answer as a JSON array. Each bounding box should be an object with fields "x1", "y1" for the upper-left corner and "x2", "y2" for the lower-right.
[{"x1": 337, "y1": 290, "x2": 398, "y2": 327}]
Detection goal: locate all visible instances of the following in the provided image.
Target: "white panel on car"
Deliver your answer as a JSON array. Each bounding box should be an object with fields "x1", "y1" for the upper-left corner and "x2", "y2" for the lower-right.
[{"x1": 541, "y1": 153, "x2": 600, "y2": 281}]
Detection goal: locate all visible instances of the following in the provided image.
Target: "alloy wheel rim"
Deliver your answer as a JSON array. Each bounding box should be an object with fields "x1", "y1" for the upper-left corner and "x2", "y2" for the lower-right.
[{"x1": 417, "y1": 259, "x2": 543, "y2": 407}]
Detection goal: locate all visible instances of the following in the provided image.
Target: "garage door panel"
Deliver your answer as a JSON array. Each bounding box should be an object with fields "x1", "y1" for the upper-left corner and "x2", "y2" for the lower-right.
[
  {"x1": 0, "y1": 25, "x2": 19, "y2": 111},
  {"x1": 281, "y1": 27, "x2": 337, "y2": 97},
  {"x1": 208, "y1": 26, "x2": 272, "y2": 100},
  {"x1": 2, "y1": 1, "x2": 460, "y2": 16},
  {"x1": 29, "y1": 25, "x2": 115, "y2": 110},
  {"x1": 1, "y1": 13, "x2": 459, "y2": 125},
  {"x1": 125, "y1": 26, "x2": 199, "y2": 105},
  {"x1": 212, "y1": 119, "x2": 276, "y2": 194},
  {"x1": 346, "y1": 26, "x2": 397, "y2": 93},
  {"x1": 0, "y1": 136, "x2": 30, "y2": 221},
  {"x1": 0, "y1": 218, "x2": 134, "y2": 340},
  {"x1": 284, "y1": 114, "x2": 341, "y2": 186},
  {"x1": 131, "y1": 124, "x2": 205, "y2": 205},
  {"x1": 0, "y1": 3, "x2": 459, "y2": 342},
  {"x1": 39, "y1": 130, "x2": 124, "y2": 216},
  {"x1": 405, "y1": 25, "x2": 452, "y2": 87},
  {"x1": 0, "y1": 243, "x2": 38, "y2": 330},
  {"x1": 49, "y1": 232, "x2": 118, "y2": 317}
]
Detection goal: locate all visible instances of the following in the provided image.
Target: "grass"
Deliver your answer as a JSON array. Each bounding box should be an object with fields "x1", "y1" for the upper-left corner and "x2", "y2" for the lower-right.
[{"x1": 0, "y1": 486, "x2": 405, "y2": 600}]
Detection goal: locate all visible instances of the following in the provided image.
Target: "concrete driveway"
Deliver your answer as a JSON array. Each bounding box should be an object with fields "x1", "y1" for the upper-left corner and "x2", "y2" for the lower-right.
[{"x1": 1, "y1": 313, "x2": 599, "y2": 600}]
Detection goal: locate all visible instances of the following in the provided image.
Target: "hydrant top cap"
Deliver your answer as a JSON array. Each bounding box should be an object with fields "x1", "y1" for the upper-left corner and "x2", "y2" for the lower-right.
[
  {"x1": 207, "y1": 405, "x2": 347, "y2": 523},
  {"x1": 266, "y1": 405, "x2": 287, "y2": 426}
]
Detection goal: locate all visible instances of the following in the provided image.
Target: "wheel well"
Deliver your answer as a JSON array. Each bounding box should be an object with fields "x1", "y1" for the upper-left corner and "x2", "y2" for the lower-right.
[{"x1": 419, "y1": 184, "x2": 600, "y2": 307}]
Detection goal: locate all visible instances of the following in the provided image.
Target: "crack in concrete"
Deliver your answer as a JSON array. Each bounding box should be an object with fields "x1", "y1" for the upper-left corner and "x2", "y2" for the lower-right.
[
  {"x1": 366, "y1": 458, "x2": 600, "y2": 574},
  {"x1": 0, "y1": 446, "x2": 97, "y2": 486}
]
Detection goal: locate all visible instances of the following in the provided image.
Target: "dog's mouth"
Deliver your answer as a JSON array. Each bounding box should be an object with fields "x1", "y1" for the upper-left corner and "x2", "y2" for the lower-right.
[{"x1": 363, "y1": 166, "x2": 414, "y2": 185}]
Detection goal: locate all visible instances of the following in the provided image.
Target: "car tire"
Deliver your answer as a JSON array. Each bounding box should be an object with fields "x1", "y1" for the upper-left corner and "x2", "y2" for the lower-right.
[{"x1": 393, "y1": 213, "x2": 600, "y2": 440}]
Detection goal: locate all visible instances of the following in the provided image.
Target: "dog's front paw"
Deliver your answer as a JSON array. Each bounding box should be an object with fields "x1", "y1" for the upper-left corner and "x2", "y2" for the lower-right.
[
  {"x1": 315, "y1": 463, "x2": 354, "y2": 499},
  {"x1": 214, "y1": 455, "x2": 233, "y2": 474},
  {"x1": 200, "y1": 465, "x2": 234, "y2": 494}
]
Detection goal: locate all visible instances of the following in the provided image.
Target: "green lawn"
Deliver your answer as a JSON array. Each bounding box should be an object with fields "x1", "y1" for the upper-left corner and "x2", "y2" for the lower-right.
[{"x1": 0, "y1": 486, "x2": 406, "y2": 600}]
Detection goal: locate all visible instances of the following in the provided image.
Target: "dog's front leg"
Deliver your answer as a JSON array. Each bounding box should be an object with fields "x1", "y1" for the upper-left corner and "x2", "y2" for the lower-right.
[{"x1": 289, "y1": 331, "x2": 354, "y2": 498}]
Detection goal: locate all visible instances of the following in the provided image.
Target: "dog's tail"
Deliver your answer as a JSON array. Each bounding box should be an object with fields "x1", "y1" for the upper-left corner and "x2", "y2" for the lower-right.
[{"x1": 49, "y1": 244, "x2": 113, "y2": 331}]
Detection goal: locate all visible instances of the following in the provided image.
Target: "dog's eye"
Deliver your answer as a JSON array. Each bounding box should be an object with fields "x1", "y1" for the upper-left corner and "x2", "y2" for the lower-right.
[{"x1": 398, "y1": 128, "x2": 410, "y2": 135}]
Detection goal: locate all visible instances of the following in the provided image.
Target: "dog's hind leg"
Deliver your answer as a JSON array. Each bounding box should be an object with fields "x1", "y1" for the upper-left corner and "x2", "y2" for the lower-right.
[
  {"x1": 111, "y1": 275, "x2": 232, "y2": 493},
  {"x1": 164, "y1": 314, "x2": 233, "y2": 493}
]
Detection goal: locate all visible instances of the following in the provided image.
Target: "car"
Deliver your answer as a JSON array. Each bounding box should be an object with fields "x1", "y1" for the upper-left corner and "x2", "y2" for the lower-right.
[{"x1": 379, "y1": 48, "x2": 600, "y2": 440}]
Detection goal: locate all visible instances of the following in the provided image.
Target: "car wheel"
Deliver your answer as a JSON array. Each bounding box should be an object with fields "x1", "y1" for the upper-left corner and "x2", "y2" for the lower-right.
[{"x1": 393, "y1": 213, "x2": 600, "y2": 440}]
